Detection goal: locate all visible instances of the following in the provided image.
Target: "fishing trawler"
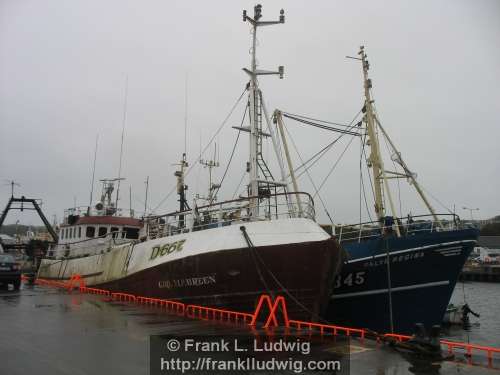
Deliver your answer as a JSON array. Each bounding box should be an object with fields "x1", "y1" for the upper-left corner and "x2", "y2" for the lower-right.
[
  {"x1": 38, "y1": 5, "x2": 342, "y2": 319},
  {"x1": 324, "y1": 47, "x2": 479, "y2": 333}
]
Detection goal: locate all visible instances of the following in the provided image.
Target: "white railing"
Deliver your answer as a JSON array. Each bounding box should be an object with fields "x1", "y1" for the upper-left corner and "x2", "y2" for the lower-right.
[
  {"x1": 51, "y1": 230, "x2": 135, "y2": 259},
  {"x1": 145, "y1": 192, "x2": 315, "y2": 240},
  {"x1": 63, "y1": 206, "x2": 132, "y2": 224}
]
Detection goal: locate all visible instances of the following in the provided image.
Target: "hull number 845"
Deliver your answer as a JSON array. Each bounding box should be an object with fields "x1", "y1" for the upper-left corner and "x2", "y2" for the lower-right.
[{"x1": 334, "y1": 271, "x2": 366, "y2": 289}]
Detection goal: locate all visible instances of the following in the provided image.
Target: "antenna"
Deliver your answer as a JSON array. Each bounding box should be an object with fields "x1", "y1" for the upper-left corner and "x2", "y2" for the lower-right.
[
  {"x1": 88, "y1": 134, "x2": 99, "y2": 212},
  {"x1": 129, "y1": 185, "x2": 133, "y2": 217},
  {"x1": 4, "y1": 180, "x2": 21, "y2": 198},
  {"x1": 144, "y1": 176, "x2": 149, "y2": 217},
  {"x1": 173, "y1": 154, "x2": 189, "y2": 228},
  {"x1": 199, "y1": 144, "x2": 220, "y2": 204},
  {"x1": 184, "y1": 73, "x2": 188, "y2": 155},
  {"x1": 115, "y1": 74, "x2": 129, "y2": 212}
]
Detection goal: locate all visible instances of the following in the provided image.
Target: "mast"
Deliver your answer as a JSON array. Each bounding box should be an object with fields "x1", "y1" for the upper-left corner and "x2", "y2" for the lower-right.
[
  {"x1": 115, "y1": 75, "x2": 129, "y2": 212},
  {"x1": 242, "y1": 4, "x2": 285, "y2": 219},
  {"x1": 200, "y1": 145, "x2": 220, "y2": 204},
  {"x1": 98, "y1": 178, "x2": 124, "y2": 216},
  {"x1": 175, "y1": 153, "x2": 189, "y2": 227},
  {"x1": 359, "y1": 47, "x2": 384, "y2": 222},
  {"x1": 88, "y1": 134, "x2": 98, "y2": 214},
  {"x1": 275, "y1": 110, "x2": 303, "y2": 216},
  {"x1": 358, "y1": 46, "x2": 400, "y2": 236}
]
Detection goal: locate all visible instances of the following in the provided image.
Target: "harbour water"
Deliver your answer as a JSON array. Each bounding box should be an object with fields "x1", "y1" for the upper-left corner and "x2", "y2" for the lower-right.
[
  {"x1": 443, "y1": 281, "x2": 500, "y2": 348},
  {"x1": 0, "y1": 282, "x2": 498, "y2": 374}
]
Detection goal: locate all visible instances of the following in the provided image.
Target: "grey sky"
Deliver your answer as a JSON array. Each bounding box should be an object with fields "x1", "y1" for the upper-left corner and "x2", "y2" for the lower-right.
[{"x1": 1, "y1": 0, "x2": 499, "y2": 227}]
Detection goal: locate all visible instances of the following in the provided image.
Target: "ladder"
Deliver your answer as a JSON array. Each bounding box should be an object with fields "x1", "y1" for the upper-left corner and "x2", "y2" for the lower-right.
[{"x1": 254, "y1": 92, "x2": 278, "y2": 218}]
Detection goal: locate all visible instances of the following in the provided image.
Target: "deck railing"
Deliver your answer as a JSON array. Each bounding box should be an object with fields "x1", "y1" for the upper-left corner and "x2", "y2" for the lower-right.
[
  {"x1": 48, "y1": 230, "x2": 134, "y2": 259},
  {"x1": 63, "y1": 206, "x2": 131, "y2": 224},
  {"x1": 146, "y1": 192, "x2": 315, "y2": 240},
  {"x1": 336, "y1": 214, "x2": 464, "y2": 243}
]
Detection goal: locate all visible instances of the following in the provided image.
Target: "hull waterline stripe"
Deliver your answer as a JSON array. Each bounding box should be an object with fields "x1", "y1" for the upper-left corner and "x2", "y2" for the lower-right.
[
  {"x1": 346, "y1": 240, "x2": 475, "y2": 264},
  {"x1": 331, "y1": 280, "x2": 450, "y2": 299}
]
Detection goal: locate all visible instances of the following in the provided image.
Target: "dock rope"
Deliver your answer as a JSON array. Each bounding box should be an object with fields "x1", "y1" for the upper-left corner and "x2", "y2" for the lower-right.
[{"x1": 239, "y1": 226, "x2": 326, "y2": 322}]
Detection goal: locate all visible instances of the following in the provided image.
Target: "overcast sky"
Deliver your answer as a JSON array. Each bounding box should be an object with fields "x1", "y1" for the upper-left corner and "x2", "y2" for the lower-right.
[{"x1": 1, "y1": 0, "x2": 499, "y2": 227}]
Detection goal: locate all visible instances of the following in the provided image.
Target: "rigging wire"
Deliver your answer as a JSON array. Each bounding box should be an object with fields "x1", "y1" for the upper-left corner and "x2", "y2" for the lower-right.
[
  {"x1": 231, "y1": 171, "x2": 247, "y2": 199},
  {"x1": 371, "y1": 96, "x2": 453, "y2": 216},
  {"x1": 195, "y1": 132, "x2": 202, "y2": 197},
  {"x1": 420, "y1": 185, "x2": 455, "y2": 215},
  {"x1": 371, "y1": 99, "x2": 404, "y2": 217},
  {"x1": 381, "y1": 125, "x2": 403, "y2": 218},
  {"x1": 313, "y1": 129, "x2": 359, "y2": 198},
  {"x1": 282, "y1": 111, "x2": 359, "y2": 128},
  {"x1": 152, "y1": 87, "x2": 247, "y2": 212},
  {"x1": 275, "y1": 108, "x2": 364, "y2": 223},
  {"x1": 209, "y1": 105, "x2": 247, "y2": 204},
  {"x1": 293, "y1": 109, "x2": 363, "y2": 180},
  {"x1": 359, "y1": 132, "x2": 363, "y2": 225},
  {"x1": 282, "y1": 124, "x2": 335, "y2": 224},
  {"x1": 283, "y1": 113, "x2": 361, "y2": 136}
]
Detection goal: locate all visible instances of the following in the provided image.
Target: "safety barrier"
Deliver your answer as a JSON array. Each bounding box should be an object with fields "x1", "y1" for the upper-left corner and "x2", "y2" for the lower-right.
[
  {"x1": 80, "y1": 286, "x2": 110, "y2": 296},
  {"x1": 186, "y1": 304, "x2": 253, "y2": 324},
  {"x1": 382, "y1": 333, "x2": 500, "y2": 366},
  {"x1": 441, "y1": 340, "x2": 500, "y2": 365},
  {"x1": 111, "y1": 292, "x2": 137, "y2": 302},
  {"x1": 290, "y1": 320, "x2": 367, "y2": 342},
  {"x1": 34, "y1": 275, "x2": 85, "y2": 291},
  {"x1": 249, "y1": 294, "x2": 367, "y2": 341},
  {"x1": 35, "y1": 278, "x2": 69, "y2": 289},
  {"x1": 383, "y1": 333, "x2": 411, "y2": 342},
  {"x1": 32, "y1": 275, "x2": 499, "y2": 367},
  {"x1": 136, "y1": 296, "x2": 185, "y2": 314}
]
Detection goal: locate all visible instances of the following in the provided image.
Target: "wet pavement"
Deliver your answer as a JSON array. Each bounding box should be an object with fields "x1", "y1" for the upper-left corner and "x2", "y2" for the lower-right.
[{"x1": 0, "y1": 284, "x2": 498, "y2": 374}]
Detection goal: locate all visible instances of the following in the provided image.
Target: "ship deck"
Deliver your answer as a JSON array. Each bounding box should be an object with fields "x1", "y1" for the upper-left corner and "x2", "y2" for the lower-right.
[{"x1": 0, "y1": 285, "x2": 497, "y2": 375}]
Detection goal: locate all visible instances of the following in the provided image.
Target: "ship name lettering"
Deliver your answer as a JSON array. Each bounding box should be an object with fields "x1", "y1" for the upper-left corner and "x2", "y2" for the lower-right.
[
  {"x1": 362, "y1": 251, "x2": 425, "y2": 268},
  {"x1": 150, "y1": 239, "x2": 186, "y2": 260},
  {"x1": 158, "y1": 275, "x2": 217, "y2": 289}
]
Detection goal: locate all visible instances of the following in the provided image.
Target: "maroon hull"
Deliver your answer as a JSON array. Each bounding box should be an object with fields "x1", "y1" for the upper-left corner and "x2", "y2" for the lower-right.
[{"x1": 97, "y1": 237, "x2": 341, "y2": 320}]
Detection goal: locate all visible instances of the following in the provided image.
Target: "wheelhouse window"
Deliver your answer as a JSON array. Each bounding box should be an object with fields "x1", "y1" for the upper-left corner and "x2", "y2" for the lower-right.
[
  {"x1": 69, "y1": 228, "x2": 73, "y2": 239},
  {"x1": 60, "y1": 229, "x2": 64, "y2": 240},
  {"x1": 98, "y1": 227, "x2": 108, "y2": 237},
  {"x1": 86, "y1": 226, "x2": 95, "y2": 238},
  {"x1": 78, "y1": 227, "x2": 82, "y2": 238},
  {"x1": 110, "y1": 227, "x2": 119, "y2": 238},
  {"x1": 123, "y1": 227, "x2": 139, "y2": 239}
]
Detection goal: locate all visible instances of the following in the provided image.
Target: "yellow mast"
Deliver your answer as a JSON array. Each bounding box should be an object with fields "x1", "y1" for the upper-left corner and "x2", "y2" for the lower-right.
[{"x1": 359, "y1": 46, "x2": 401, "y2": 236}]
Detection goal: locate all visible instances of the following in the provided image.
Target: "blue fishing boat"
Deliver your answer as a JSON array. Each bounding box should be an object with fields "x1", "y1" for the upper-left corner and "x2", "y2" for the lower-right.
[
  {"x1": 323, "y1": 47, "x2": 479, "y2": 333},
  {"x1": 328, "y1": 218, "x2": 478, "y2": 333}
]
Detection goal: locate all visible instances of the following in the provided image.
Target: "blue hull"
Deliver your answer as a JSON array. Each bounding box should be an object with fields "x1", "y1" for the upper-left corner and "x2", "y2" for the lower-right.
[{"x1": 326, "y1": 228, "x2": 478, "y2": 334}]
